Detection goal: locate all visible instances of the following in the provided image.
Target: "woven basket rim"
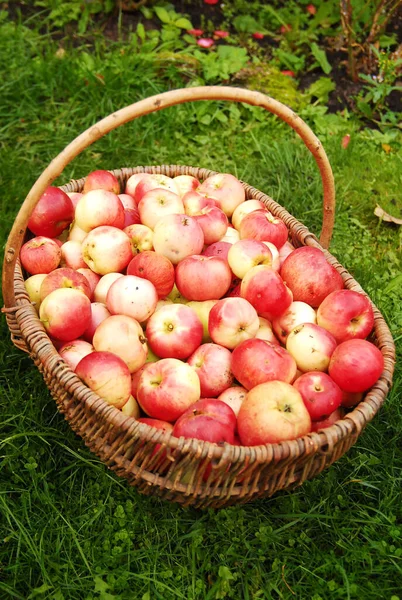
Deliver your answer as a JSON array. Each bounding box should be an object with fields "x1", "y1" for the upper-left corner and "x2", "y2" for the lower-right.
[{"x1": 10, "y1": 165, "x2": 396, "y2": 471}]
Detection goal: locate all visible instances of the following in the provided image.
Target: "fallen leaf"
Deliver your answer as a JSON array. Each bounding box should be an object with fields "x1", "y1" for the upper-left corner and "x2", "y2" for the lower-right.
[
  {"x1": 382, "y1": 143, "x2": 392, "y2": 154},
  {"x1": 374, "y1": 204, "x2": 402, "y2": 225}
]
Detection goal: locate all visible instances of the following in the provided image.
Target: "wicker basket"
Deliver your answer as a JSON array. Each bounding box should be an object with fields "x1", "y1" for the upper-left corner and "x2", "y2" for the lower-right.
[{"x1": 2, "y1": 87, "x2": 396, "y2": 509}]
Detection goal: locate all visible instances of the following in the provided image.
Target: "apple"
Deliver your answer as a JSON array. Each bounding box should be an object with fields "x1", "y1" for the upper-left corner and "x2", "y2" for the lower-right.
[
  {"x1": 218, "y1": 386, "x2": 247, "y2": 417},
  {"x1": 152, "y1": 214, "x2": 204, "y2": 265},
  {"x1": 187, "y1": 299, "x2": 218, "y2": 343},
  {"x1": 227, "y1": 239, "x2": 273, "y2": 279},
  {"x1": 293, "y1": 372, "x2": 343, "y2": 421},
  {"x1": 240, "y1": 265, "x2": 293, "y2": 320},
  {"x1": 83, "y1": 169, "x2": 120, "y2": 194},
  {"x1": 27, "y1": 186, "x2": 74, "y2": 238},
  {"x1": 123, "y1": 207, "x2": 141, "y2": 228},
  {"x1": 121, "y1": 395, "x2": 141, "y2": 418},
  {"x1": 93, "y1": 272, "x2": 124, "y2": 303},
  {"x1": 141, "y1": 298, "x2": 174, "y2": 328},
  {"x1": 39, "y1": 287, "x2": 91, "y2": 341},
  {"x1": 75, "y1": 351, "x2": 131, "y2": 408},
  {"x1": 68, "y1": 222, "x2": 88, "y2": 243},
  {"x1": 328, "y1": 339, "x2": 384, "y2": 393},
  {"x1": 136, "y1": 358, "x2": 201, "y2": 421},
  {"x1": 208, "y1": 297, "x2": 260, "y2": 349},
  {"x1": 123, "y1": 223, "x2": 154, "y2": 254},
  {"x1": 262, "y1": 241, "x2": 281, "y2": 271},
  {"x1": 317, "y1": 289, "x2": 375, "y2": 343},
  {"x1": 40, "y1": 267, "x2": 92, "y2": 302},
  {"x1": 310, "y1": 407, "x2": 345, "y2": 432},
  {"x1": 127, "y1": 251, "x2": 175, "y2": 298},
  {"x1": 187, "y1": 343, "x2": 234, "y2": 397},
  {"x1": 220, "y1": 226, "x2": 240, "y2": 244},
  {"x1": 202, "y1": 241, "x2": 232, "y2": 261},
  {"x1": 340, "y1": 390, "x2": 364, "y2": 408},
  {"x1": 106, "y1": 275, "x2": 158, "y2": 323},
  {"x1": 255, "y1": 316, "x2": 280, "y2": 344},
  {"x1": 93, "y1": 314, "x2": 148, "y2": 373},
  {"x1": 82, "y1": 226, "x2": 132, "y2": 275},
  {"x1": 20, "y1": 237, "x2": 61, "y2": 275},
  {"x1": 198, "y1": 173, "x2": 245, "y2": 217},
  {"x1": 182, "y1": 190, "x2": 217, "y2": 216},
  {"x1": 66, "y1": 192, "x2": 83, "y2": 210},
  {"x1": 231, "y1": 338, "x2": 297, "y2": 389},
  {"x1": 134, "y1": 174, "x2": 180, "y2": 203},
  {"x1": 82, "y1": 302, "x2": 111, "y2": 343},
  {"x1": 237, "y1": 381, "x2": 311, "y2": 445},
  {"x1": 239, "y1": 210, "x2": 288, "y2": 249},
  {"x1": 167, "y1": 283, "x2": 189, "y2": 304},
  {"x1": 194, "y1": 205, "x2": 229, "y2": 245},
  {"x1": 76, "y1": 268, "x2": 101, "y2": 300},
  {"x1": 125, "y1": 173, "x2": 152, "y2": 198},
  {"x1": 145, "y1": 304, "x2": 203, "y2": 360},
  {"x1": 173, "y1": 398, "x2": 236, "y2": 444},
  {"x1": 60, "y1": 240, "x2": 87, "y2": 270},
  {"x1": 173, "y1": 175, "x2": 200, "y2": 197},
  {"x1": 280, "y1": 246, "x2": 344, "y2": 307},
  {"x1": 59, "y1": 339, "x2": 94, "y2": 371},
  {"x1": 272, "y1": 301, "x2": 317, "y2": 344},
  {"x1": 175, "y1": 255, "x2": 232, "y2": 301},
  {"x1": 24, "y1": 273, "x2": 47, "y2": 312},
  {"x1": 74, "y1": 190, "x2": 125, "y2": 232},
  {"x1": 278, "y1": 241, "x2": 295, "y2": 266},
  {"x1": 231, "y1": 199, "x2": 267, "y2": 231},
  {"x1": 118, "y1": 193, "x2": 138, "y2": 210},
  {"x1": 138, "y1": 188, "x2": 184, "y2": 230},
  {"x1": 286, "y1": 323, "x2": 337, "y2": 372}
]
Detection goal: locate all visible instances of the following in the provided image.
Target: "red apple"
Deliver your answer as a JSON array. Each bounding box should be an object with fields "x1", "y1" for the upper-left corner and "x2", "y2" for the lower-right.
[
  {"x1": 66, "y1": 192, "x2": 83, "y2": 211},
  {"x1": 127, "y1": 251, "x2": 175, "y2": 298},
  {"x1": 198, "y1": 173, "x2": 245, "y2": 217},
  {"x1": 310, "y1": 407, "x2": 345, "y2": 432},
  {"x1": 317, "y1": 289, "x2": 375, "y2": 343},
  {"x1": 280, "y1": 246, "x2": 344, "y2": 307},
  {"x1": 59, "y1": 339, "x2": 94, "y2": 371},
  {"x1": 82, "y1": 302, "x2": 111, "y2": 343},
  {"x1": 175, "y1": 255, "x2": 232, "y2": 301},
  {"x1": 83, "y1": 170, "x2": 120, "y2": 194},
  {"x1": 39, "y1": 287, "x2": 91, "y2": 341},
  {"x1": 228, "y1": 239, "x2": 273, "y2": 279},
  {"x1": 145, "y1": 304, "x2": 203, "y2": 360},
  {"x1": 93, "y1": 314, "x2": 148, "y2": 373},
  {"x1": 187, "y1": 343, "x2": 234, "y2": 397},
  {"x1": 82, "y1": 226, "x2": 132, "y2": 275},
  {"x1": 27, "y1": 187, "x2": 74, "y2": 238},
  {"x1": 106, "y1": 274, "x2": 158, "y2": 323},
  {"x1": 272, "y1": 301, "x2": 317, "y2": 344},
  {"x1": 173, "y1": 175, "x2": 200, "y2": 197},
  {"x1": 68, "y1": 223, "x2": 87, "y2": 243},
  {"x1": 20, "y1": 237, "x2": 61, "y2": 275},
  {"x1": 76, "y1": 268, "x2": 101, "y2": 300},
  {"x1": 118, "y1": 193, "x2": 138, "y2": 210},
  {"x1": 125, "y1": 173, "x2": 152, "y2": 198},
  {"x1": 240, "y1": 265, "x2": 293, "y2": 320},
  {"x1": 208, "y1": 297, "x2": 260, "y2": 349},
  {"x1": 278, "y1": 241, "x2": 295, "y2": 266},
  {"x1": 341, "y1": 390, "x2": 364, "y2": 408},
  {"x1": 182, "y1": 190, "x2": 217, "y2": 216},
  {"x1": 60, "y1": 240, "x2": 87, "y2": 270},
  {"x1": 74, "y1": 190, "x2": 125, "y2": 232},
  {"x1": 75, "y1": 350, "x2": 131, "y2": 408},
  {"x1": 153, "y1": 214, "x2": 204, "y2": 265},
  {"x1": 293, "y1": 372, "x2": 343, "y2": 421},
  {"x1": 220, "y1": 226, "x2": 240, "y2": 244},
  {"x1": 237, "y1": 381, "x2": 311, "y2": 445},
  {"x1": 134, "y1": 174, "x2": 179, "y2": 203},
  {"x1": 93, "y1": 273, "x2": 124, "y2": 303},
  {"x1": 255, "y1": 317, "x2": 280, "y2": 344},
  {"x1": 136, "y1": 358, "x2": 201, "y2": 421},
  {"x1": 286, "y1": 323, "x2": 337, "y2": 373},
  {"x1": 192, "y1": 206, "x2": 228, "y2": 246},
  {"x1": 124, "y1": 223, "x2": 154, "y2": 254},
  {"x1": 217, "y1": 386, "x2": 247, "y2": 417},
  {"x1": 239, "y1": 210, "x2": 288, "y2": 249},
  {"x1": 138, "y1": 188, "x2": 184, "y2": 230},
  {"x1": 123, "y1": 207, "x2": 141, "y2": 228},
  {"x1": 173, "y1": 398, "x2": 236, "y2": 445},
  {"x1": 202, "y1": 241, "x2": 232, "y2": 261},
  {"x1": 40, "y1": 267, "x2": 91, "y2": 302},
  {"x1": 231, "y1": 338, "x2": 297, "y2": 390},
  {"x1": 328, "y1": 339, "x2": 384, "y2": 393},
  {"x1": 231, "y1": 199, "x2": 267, "y2": 231}
]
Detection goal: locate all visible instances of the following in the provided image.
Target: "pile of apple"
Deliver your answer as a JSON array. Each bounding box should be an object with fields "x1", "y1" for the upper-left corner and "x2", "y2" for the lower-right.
[{"x1": 21, "y1": 169, "x2": 384, "y2": 451}]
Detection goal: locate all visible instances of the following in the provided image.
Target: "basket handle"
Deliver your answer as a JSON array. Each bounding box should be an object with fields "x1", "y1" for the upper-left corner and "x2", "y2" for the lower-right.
[{"x1": 2, "y1": 86, "x2": 335, "y2": 310}]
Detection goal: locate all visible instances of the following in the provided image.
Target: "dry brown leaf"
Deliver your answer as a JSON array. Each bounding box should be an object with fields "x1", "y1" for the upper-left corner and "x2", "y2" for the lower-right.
[{"x1": 374, "y1": 204, "x2": 402, "y2": 225}]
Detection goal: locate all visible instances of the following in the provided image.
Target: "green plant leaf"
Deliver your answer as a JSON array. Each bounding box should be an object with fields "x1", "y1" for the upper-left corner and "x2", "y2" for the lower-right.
[
  {"x1": 154, "y1": 6, "x2": 172, "y2": 25},
  {"x1": 307, "y1": 77, "x2": 335, "y2": 104},
  {"x1": 174, "y1": 17, "x2": 193, "y2": 29},
  {"x1": 310, "y1": 42, "x2": 332, "y2": 74}
]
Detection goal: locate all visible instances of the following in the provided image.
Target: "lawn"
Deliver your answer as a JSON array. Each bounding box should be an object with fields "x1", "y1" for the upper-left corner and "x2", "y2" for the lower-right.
[{"x1": 1, "y1": 4, "x2": 402, "y2": 599}]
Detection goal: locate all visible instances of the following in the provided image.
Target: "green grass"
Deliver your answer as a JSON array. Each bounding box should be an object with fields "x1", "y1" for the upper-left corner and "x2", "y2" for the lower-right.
[{"x1": 1, "y1": 13, "x2": 402, "y2": 600}]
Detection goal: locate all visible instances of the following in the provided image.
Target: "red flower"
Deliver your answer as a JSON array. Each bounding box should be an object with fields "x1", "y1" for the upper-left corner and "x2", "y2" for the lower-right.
[
  {"x1": 214, "y1": 30, "x2": 229, "y2": 38},
  {"x1": 281, "y1": 70, "x2": 295, "y2": 77},
  {"x1": 341, "y1": 134, "x2": 351, "y2": 149},
  {"x1": 197, "y1": 38, "x2": 215, "y2": 48},
  {"x1": 306, "y1": 4, "x2": 317, "y2": 15},
  {"x1": 204, "y1": 0, "x2": 219, "y2": 4},
  {"x1": 252, "y1": 32, "x2": 264, "y2": 40},
  {"x1": 280, "y1": 24, "x2": 292, "y2": 34},
  {"x1": 187, "y1": 29, "x2": 204, "y2": 36}
]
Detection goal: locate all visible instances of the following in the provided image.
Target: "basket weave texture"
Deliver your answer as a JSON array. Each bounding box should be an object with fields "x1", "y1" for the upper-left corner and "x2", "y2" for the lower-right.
[{"x1": 2, "y1": 88, "x2": 396, "y2": 509}]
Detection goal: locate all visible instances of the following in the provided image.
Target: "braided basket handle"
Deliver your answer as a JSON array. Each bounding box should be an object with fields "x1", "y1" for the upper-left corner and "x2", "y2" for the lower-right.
[{"x1": 2, "y1": 86, "x2": 335, "y2": 310}]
